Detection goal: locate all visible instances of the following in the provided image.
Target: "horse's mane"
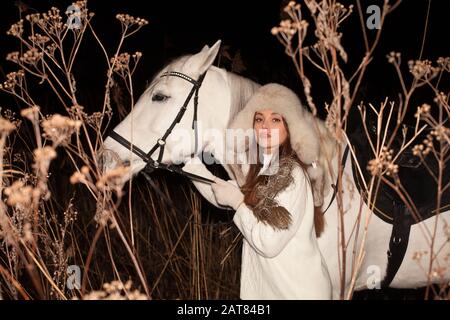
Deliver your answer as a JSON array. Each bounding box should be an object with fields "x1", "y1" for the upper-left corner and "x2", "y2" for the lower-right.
[
  {"x1": 303, "y1": 111, "x2": 339, "y2": 195},
  {"x1": 225, "y1": 71, "x2": 260, "y2": 126}
]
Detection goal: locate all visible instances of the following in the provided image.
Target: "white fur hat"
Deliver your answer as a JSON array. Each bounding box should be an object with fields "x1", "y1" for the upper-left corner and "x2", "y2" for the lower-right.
[{"x1": 227, "y1": 83, "x2": 327, "y2": 207}]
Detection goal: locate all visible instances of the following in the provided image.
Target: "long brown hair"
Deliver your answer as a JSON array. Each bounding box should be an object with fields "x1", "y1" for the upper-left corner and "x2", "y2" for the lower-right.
[{"x1": 241, "y1": 117, "x2": 324, "y2": 237}]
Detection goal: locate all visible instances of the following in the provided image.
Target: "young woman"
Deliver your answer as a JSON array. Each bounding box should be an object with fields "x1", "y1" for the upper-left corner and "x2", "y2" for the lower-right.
[{"x1": 183, "y1": 84, "x2": 332, "y2": 299}]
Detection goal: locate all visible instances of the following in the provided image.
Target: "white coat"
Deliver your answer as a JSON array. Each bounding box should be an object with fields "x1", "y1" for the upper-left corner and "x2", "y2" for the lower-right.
[{"x1": 183, "y1": 154, "x2": 332, "y2": 299}]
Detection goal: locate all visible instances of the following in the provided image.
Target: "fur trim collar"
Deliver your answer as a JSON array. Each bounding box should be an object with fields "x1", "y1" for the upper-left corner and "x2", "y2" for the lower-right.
[{"x1": 251, "y1": 153, "x2": 298, "y2": 230}]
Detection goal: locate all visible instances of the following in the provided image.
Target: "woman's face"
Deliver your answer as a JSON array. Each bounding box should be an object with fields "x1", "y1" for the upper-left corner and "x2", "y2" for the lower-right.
[{"x1": 253, "y1": 109, "x2": 288, "y2": 152}]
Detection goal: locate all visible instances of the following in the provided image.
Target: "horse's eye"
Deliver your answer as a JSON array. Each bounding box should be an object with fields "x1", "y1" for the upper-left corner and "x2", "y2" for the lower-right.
[{"x1": 152, "y1": 93, "x2": 169, "y2": 102}]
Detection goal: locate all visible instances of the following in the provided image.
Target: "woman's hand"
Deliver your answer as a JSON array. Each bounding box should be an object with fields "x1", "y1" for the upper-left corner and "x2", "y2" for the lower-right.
[
  {"x1": 211, "y1": 177, "x2": 245, "y2": 210},
  {"x1": 182, "y1": 156, "x2": 217, "y2": 183}
]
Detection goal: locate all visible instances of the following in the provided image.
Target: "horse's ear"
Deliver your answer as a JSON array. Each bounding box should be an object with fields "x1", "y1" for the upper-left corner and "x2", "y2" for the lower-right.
[{"x1": 188, "y1": 40, "x2": 221, "y2": 75}]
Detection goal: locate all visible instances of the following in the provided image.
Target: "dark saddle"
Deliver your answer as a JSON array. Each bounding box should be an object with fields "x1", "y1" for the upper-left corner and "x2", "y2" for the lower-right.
[
  {"x1": 349, "y1": 124, "x2": 450, "y2": 224},
  {"x1": 347, "y1": 122, "x2": 450, "y2": 288}
]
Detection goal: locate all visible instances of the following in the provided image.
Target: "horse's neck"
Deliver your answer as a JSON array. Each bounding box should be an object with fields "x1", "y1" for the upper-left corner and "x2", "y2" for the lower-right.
[
  {"x1": 223, "y1": 70, "x2": 260, "y2": 126},
  {"x1": 203, "y1": 67, "x2": 259, "y2": 160}
]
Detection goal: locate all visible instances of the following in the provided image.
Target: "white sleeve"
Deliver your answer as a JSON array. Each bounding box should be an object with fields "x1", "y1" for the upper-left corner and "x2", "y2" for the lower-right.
[
  {"x1": 232, "y1": 166, "x2": 308, "y2": 258},
  {"x1": 182, "y1": 156, "x2": 228, "y2": 209}
]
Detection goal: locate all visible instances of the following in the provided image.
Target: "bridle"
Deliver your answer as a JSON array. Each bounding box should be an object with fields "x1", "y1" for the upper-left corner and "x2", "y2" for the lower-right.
[{"x1": 108, "y1": 70, "x2": 214, "y2": 184}]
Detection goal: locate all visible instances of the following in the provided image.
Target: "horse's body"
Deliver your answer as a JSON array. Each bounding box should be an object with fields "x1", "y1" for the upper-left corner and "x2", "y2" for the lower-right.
[{"x1": 103, "y1": 41, "x2": 449, "y2": 298}]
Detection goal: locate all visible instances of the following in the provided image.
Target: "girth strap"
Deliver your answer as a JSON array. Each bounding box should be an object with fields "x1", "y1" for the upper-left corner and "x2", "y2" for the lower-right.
[
  {"x1": 323, "y1": 145, "x2": 350, "y2": 214},
  {"x1": 380, "y1": 200, "x2": 412, "y2": 288}
]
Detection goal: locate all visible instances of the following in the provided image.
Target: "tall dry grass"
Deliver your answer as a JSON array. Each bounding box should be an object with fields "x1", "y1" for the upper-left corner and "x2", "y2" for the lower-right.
[{"x1": 0, "y1": 1, "x2": 241, "y2": 300}]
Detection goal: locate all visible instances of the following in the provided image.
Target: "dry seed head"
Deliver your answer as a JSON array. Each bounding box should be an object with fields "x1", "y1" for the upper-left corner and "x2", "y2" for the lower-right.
[
  {"x1": 431, "y1": 266, "x2": 447, "y2": 280},
  {"x1": 23, "y1": 222, "x2": 33, "y2": 243},
  {"x1": 414, "y1": 103, "x2": 431, "y2": 118},
  {"x1": 116, "y1": 14, "x2": 148, "y2": 26},
  {"x1": 0, "y1": 117, "x2": 16, "y2": 136},
  {"x1": 408, "y1": 59, "x2": 440, "y2": 80},
  {"x1": 433, "y1": 91, "x2": 447, "y2": 107},
  {"x1": 437, "y1": 57, "x2": 450, "y2": 72},
  {"x1": 20, "y1": 48, "x2": 44, "y2": 65},
  {"x1": 21, "y1": 105, "x2": 40, "y2": 122},
  {"x1": 7, "y1": 20, "x2": 24, "y2": 37},
  {"x1": 70, "y1": 166, "x2": 90, "y2": 184},
  {"x1": 96, "y1": 166, "x2": 130, "y2": 196},
  {"x1": 6, "y1": 52, "x2": 20, "y2": 63},
  {"x1": 412, "y1": 250, "x2": 428, "y2": 261},
  {"x1": 367, "y1": 147, "x2": 397, "y2": 176},
  {"x1": 284, "y1": 1, "x2": 301, "y2": 12},
  {"x1": 46, "y1": 43, "x2": 58, "y2": 56},
  {"x1": 4, "y1": 180, "x2": 33, "y2": 207},
  {"x1": 0, "y1": 70, "x2": 25, "y2": 91},
  {"x1": 412, "y1": 144, "x2": 424, "y2": 156},
  {"x1": 28, "y1": 33, "x2": 50, "y2": 45},
  {"x1": 70, "y1": 171, "x2": 84, "y2": 184},
  {"x1": 413, "y1": 133, "x2": 435, "y2": 157},
  {"x1": 79, "y1": 280, "x2": 147, "y2": 300},
  {"x1": 133, "y1": 51, "x2": 142, "y2": 59},
  {"x1": 387, "y1": 51, "x2": 401, "y2": 64},
  {"x1": 34, "y1": 146, "x2": 57, "y2": 173},
  {"x1": 431, "y1": 125, "x2": 449, "y2": 142},
  {"x1": 42, "y1": 114, "x2": 82, "y2": 146},
  {"x1": 26, "y1": 13, "x2": 42, "y2": 24},
  {"x1": 111, "y1": 53, "x2": 130, "y2": 72}
]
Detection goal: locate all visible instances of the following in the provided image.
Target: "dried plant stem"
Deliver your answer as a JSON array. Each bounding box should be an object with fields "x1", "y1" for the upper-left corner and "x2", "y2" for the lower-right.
[
  {"x1": 21, "y1": 240, "x2": 67, "y2": 299},
  {"x1": 151, "y1": 212, "x2": 194, "y2": 295},
  {"x1": 0, "y1": 264, "x2": 31, "y2": 300}
]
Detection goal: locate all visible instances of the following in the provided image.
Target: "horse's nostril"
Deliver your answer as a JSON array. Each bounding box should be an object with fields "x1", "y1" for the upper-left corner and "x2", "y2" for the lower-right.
[{"x1": 123, "y1": 160, "x2": 131, "y2": 166}]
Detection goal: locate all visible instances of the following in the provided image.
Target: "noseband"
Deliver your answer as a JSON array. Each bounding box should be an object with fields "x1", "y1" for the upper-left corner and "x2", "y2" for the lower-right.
[{"x1": 108, "y1": 70, "x2": 214, "y2": 184}]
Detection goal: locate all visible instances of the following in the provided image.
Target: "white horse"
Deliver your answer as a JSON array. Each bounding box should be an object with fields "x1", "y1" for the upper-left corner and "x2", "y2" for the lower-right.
[{"x1": 103, "y1": 40, "x2": 449, "y2": 299}]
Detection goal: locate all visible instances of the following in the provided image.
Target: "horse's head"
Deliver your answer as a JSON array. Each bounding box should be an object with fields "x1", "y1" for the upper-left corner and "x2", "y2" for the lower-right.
[{"x1": 102, "y1": 40, "x2": 233, "y2": 179}]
